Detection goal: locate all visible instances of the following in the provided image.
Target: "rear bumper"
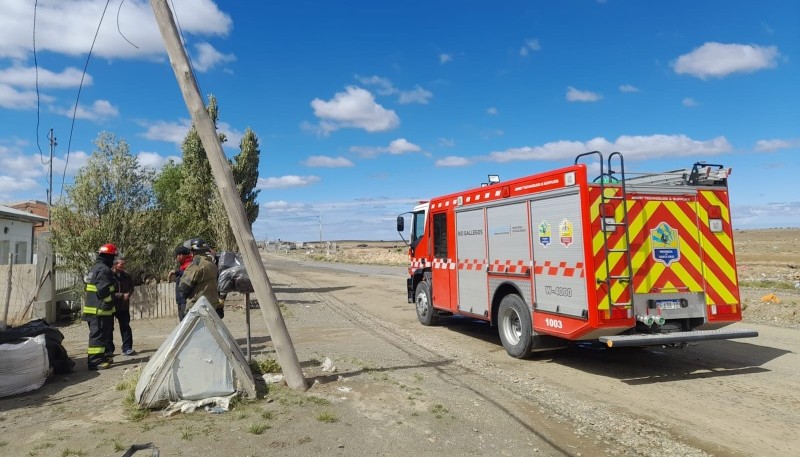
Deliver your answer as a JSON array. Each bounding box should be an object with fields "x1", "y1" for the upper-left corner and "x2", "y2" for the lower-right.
[{"x1": 598, "y1": 328, "x2": 759, "y2": 348}]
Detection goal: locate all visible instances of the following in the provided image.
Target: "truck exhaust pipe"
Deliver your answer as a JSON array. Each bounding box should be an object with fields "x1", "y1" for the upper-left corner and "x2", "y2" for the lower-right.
[{"x1": 636, "y1": 315, "x2": 654, "y2": 326}]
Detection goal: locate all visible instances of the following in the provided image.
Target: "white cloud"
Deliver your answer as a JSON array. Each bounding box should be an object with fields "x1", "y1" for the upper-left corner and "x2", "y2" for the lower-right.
[
  {"x1": 0, "y1": 66, "x2": 89, "y2": 89},
  {"x1": 566, "y1": 86, "x2": 602, "y2": 102},
  {"x1": 438, "y1": 138, "x2": 456, "y2": 148},
  {"x1": 137, "y1": 151, "x2": 181, "y2": 170},
  {"x1": 310, "y1": 86, "x2": 400, "y2": 135},
  {"x1": 387, "y1": 138, "x2": 420, "y2": 154},
  {"x1": 486, "y1": 134, "x2": 732, "y2": 163},
  {"x1": 350, "y1": 138, "x2": 422, "y2": 158},
  {"x1": 672, "y1": 42, "x2": 780, "y2": 79},
  {"x1": 357, "y1": 76, "x2": 433, "y2": 105},
  {"x1": 439, "y1": 53, "x2": 453, "y2": 64},
  {"x1": 55, "y1": 99, "x2": 119, "y2": 122},
  {"x1": 0, "y1": 83, "x2": 53, "y2": 109},
  {"x1": 355, "y1": 75, "x2": 397, "y2": 95},
  {"x1": 141, "y1": 119, "x2": 192, "y2": 143},
  {"x1": 257, "y1": 175, "x2": 321, "y2": 189},
  {"x1": 733, "y1": 202, "x2": 800, "y2": 229},
  {"x1": 619, "y1": 84, "x2": 639, "y2": 93},
  {"x1": 755, "y1": 138, "x2": 800, "y2": 152},
  {"x1": 0, "y1": 0, "x2": 232, "y2": 60},
  {"x1": 682, "y1": 97, "x2": 699, "y2": 107},
  {"x1": 487, "y1": 107, "x2": 498, "y2": 115},
  {"x1": 302, "y1": 155, "x2": 354, "y2": 167},
  {"x1": 192, "y1": 42, "x2": 236, "y2": 72},
  {"x1": 436, "y1": 156, "x2": 472, "y2": 167},
  {"x1": 520, "y1": 39, "x2": 541, "y2": 56},
  {"x1": 398, "y1": 85, "x2": 433, "y2": 105}
]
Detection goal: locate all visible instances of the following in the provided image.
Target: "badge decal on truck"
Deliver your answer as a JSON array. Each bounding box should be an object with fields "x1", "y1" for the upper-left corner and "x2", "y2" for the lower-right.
[
  {"x1": 538, "y1": 220, "x2": 551, "y2": 247},
  {"x1": 559, "y1": 219, "x2": 573, "y2": 247},
  {"x1": 651, "y1": 222, "x2": 680, "y2": 266}
]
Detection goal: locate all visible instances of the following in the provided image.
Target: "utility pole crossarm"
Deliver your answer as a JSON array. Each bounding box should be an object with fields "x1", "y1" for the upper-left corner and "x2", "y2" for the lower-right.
[{"x1": 149, "y1": 0, "x2": 307, "y2": 390}]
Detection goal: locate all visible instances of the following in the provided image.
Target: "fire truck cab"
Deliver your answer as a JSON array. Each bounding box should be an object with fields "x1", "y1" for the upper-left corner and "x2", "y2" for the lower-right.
[{"x1": 397, "y1": 151, "x2": 757, "y2": 358}]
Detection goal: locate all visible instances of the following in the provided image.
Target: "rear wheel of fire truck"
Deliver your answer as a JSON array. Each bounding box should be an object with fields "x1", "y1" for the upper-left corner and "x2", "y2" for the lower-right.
[
  {"x1": 415, "y1": 281, "x2": 439, "y2": 326},
  {"x1": 497, "y1": 294, "x2": 534, "y2": 358}
]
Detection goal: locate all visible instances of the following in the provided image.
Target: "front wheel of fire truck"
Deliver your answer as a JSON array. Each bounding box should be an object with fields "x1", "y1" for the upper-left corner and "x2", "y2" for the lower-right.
[
  {"x1": 497, "y1": 294, "x2": 534, "y2": 358},
  {"x1": 415, "y1": 281, "x2": 439, "y2": 326}
]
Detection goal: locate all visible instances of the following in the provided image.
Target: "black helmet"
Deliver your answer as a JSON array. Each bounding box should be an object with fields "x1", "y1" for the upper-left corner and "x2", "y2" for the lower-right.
[{"x1": 187, "y1": 238, "x2": 210, "y2": 252}]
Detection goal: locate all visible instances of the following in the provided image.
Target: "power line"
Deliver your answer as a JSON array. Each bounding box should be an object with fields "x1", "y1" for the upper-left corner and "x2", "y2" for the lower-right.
[{"x1": 60, "y1": 0, "x2": 113, "y2": 199}]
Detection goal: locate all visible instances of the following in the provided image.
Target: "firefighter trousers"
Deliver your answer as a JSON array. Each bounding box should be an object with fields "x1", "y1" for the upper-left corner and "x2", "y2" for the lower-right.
[{"x1": 86, "y1": 314, "x2": 113, "y2": 368}]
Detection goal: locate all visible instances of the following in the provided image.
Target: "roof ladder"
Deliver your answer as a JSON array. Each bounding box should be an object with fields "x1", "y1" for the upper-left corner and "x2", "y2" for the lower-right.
[{"x1": 574, "y1": 151, "x2": 635, "y2": 311}]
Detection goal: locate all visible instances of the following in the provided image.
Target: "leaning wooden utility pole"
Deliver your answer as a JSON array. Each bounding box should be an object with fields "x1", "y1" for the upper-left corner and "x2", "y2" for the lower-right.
[{"x1": 150, "y1": 0, "x2": 307, "y2": 391}]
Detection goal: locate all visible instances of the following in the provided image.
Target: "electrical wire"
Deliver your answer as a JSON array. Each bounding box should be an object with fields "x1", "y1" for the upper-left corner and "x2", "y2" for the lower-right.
[
  {"x1": 60, "y1": 0, "x2": 113, "y2": 199},
  {"x1": 33, "y1": 0, "x2": 46, "y2": 166},
  {"x1": 116, "y1": 0, "x2": 139, "y2": 49},
  {"x1": 168, "y1": 0, "x2": 200, "y2": 94}
]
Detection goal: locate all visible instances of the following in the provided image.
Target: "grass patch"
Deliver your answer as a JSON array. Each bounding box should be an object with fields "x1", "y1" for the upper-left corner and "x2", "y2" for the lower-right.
[
  {"x1": 250, "y1": 357, "x2": 282, "y2": 375},
  {"x1": 317, "y1": 411, "x2": 338, "y2": 423},
  {"x1": 248, "y1": 423, "x2": 271, "y2": 435},
  {"x1": 270, "y1": 384, "x2": 331, "y2": 407},
  {"x1": 60, "y1": 450, "x2": 87, "y2": 457},
  {"x1": 430, "y1": 404, "x2": 449, "y2": 419},
  {"x1": 261, "y1": 410, "x2": 274, "y2": 420},
  {"x1": 118, "y1": 371, "x2": 149, "y2": 422}
]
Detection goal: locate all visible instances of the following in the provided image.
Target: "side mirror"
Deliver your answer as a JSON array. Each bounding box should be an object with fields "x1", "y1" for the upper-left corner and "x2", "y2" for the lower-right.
[{"x1": 396, "y1": 216, "x2": 405, "y2": 232}]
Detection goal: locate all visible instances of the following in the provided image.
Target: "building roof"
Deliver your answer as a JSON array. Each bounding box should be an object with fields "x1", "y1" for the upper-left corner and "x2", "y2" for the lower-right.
[{"x1": 0, "y1": 204, "x2": 48, "y2": 222}]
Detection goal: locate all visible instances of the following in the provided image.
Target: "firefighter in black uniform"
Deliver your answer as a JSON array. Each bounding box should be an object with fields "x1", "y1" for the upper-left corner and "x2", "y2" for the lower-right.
[{"x1": 84, "y1": 243, "x2": 118, "y2": 370}]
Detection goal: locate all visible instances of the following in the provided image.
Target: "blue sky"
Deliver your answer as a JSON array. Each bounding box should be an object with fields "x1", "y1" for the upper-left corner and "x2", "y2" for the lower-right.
[{"x1": 0, "y1": 0, "x2": 798, "y2": 242}]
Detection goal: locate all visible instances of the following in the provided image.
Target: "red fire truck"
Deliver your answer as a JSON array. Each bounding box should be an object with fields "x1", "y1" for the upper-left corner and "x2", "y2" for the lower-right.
[{"x1": 396, "y1": 151, "x2": 757, "y2": 358}]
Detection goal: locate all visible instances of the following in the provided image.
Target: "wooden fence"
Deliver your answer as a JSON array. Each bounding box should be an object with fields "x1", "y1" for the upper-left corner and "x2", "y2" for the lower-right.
[{"x1": 130, "y1": 282, "x2": 178, "y2": 320}]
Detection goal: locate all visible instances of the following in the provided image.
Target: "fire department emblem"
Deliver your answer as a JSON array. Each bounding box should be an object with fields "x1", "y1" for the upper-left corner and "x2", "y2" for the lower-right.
[
  {"x1": 559, "y1": 219, "x2": 573, "y2": 247},
  {"x1": 651, "y1": 222, "x2": 680, "y2": 266},
  {"x1": 538, "y1": 220, "x2": 551, "y2": 247}
]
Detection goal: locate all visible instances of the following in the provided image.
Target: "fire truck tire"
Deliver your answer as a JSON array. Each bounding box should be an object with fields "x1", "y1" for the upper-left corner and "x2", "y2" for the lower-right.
[
  {"x1": 415, "y1": 281, "x2": 439, "y2": 326},
  {"x1": 497, "y1": 294, "x2": 534, "y2": 358}
]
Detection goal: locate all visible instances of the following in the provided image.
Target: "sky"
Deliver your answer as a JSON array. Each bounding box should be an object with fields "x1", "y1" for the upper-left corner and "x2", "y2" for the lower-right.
[{"x1": 0, "y1": 0, "x2": 798, "y2": 242}]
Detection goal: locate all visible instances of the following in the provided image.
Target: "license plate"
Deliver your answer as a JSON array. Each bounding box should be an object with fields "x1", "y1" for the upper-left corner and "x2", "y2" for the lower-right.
[{"x1": 656, "y1": 299, "x2": 681, "y2": 310}]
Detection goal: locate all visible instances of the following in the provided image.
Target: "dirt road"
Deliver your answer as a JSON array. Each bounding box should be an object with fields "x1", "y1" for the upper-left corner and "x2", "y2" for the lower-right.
[
  {"x1": 0, "y1": 252, "x2": 797, "y2": 456},
  {"x1": 265, "y1": 253, "x2": 800, "y2": 457}
]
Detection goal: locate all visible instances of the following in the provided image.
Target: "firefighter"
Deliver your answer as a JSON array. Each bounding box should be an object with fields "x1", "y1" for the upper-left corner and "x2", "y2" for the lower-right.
[
  {"x1": 178, "y1": 238, "x2": 223, "y2": 318},
  {"x1": 84, "y1": 243, "x2": 118, "y2": 370}
]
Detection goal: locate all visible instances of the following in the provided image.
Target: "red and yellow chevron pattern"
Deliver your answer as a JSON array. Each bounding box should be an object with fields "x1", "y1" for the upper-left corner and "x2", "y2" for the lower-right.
[{"x1": 588, "y1": 187, "x2": 740, "y2": 317}]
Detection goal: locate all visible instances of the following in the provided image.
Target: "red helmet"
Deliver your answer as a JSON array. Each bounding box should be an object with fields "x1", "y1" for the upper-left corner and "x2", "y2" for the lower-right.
[{"x1": 98, "y1": 243, "x2": 118, "y2": 255}]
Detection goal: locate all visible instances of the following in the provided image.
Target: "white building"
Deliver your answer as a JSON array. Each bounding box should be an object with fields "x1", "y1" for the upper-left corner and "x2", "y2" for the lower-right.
[{"x1": 0, "y1": 204, "x2": 47, "y2": 265}]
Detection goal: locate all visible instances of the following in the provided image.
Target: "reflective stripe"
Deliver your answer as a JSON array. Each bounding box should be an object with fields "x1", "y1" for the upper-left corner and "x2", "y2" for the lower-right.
[
  {"x1": 103, "y1": 296, "x2": 112, "y2": 303},
  {"x1": 87, "y1": 346, "x2": 105, "y2": 355},
  {"x1": 83, "y1": 306, "x2": 114, "y2": 316},
  {"x1": 85, "y1": 284, "x2": 98, "y2": 292}
]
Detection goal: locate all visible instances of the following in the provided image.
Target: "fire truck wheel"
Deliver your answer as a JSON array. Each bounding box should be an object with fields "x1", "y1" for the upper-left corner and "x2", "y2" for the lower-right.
[
  {"x1": 497, "y1": 294, "x2": 534, "y2": 358},
  {"x1": 415, "y1": 281, "x2": 439, "y2": 326}
]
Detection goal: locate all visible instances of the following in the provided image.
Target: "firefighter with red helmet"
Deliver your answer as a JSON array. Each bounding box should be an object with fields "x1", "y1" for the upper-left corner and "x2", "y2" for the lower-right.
[{"x1": 83, "y1": 243, "x2": 118, "y2": 370}]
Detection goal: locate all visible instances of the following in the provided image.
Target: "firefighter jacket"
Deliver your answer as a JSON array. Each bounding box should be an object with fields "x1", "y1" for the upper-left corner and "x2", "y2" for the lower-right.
[
  {"x1": 178, "y1": 254, "x2": 220, "y2": 308},
  {"x1": 84, "y1": 256, "x2": 116, "y2": 316}
]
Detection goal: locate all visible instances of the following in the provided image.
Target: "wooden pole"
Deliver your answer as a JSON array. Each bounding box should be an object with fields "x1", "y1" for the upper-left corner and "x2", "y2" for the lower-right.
[
  {"x1": 150, "y1": 0, "x2": 307, "y2": 390},
  {"x1": 1, "y1": 253, "x2": 13, "y2": 330}
]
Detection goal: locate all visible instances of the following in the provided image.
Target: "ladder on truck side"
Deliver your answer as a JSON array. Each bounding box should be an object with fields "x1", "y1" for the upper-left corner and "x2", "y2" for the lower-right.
[{"x1": 575, "y1": 151, "x2": 635, "y2": 313}]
